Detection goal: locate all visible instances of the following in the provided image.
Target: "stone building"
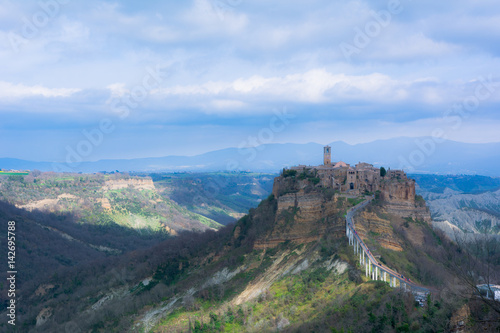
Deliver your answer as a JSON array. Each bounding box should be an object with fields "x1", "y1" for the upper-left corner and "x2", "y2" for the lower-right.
[
  {"x1": 290, "y1": 145, "x2": 411, "y2": 196},
  {"x1": 323, "y1": 145, "x2": 331, "y2": 165}
]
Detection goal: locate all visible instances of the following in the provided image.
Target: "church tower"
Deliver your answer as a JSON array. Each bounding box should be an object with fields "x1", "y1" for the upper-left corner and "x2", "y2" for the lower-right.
[{"x1": 324, "y1": 145, "x2": 331, "y2": 165}]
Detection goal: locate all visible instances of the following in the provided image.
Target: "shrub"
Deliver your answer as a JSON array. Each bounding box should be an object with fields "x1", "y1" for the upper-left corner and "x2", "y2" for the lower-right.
[{"x1": 282, "y1": 169, "x2": 297, "y2": 178}]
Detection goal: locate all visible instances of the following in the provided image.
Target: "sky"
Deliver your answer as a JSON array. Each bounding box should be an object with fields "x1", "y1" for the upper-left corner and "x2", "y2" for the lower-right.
[{"x1": 0, "y1": 0, "x2": 499, "y2": 162}]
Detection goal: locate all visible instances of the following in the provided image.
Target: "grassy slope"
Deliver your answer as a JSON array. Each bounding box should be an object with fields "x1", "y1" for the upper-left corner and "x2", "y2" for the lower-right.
[
  {"x1": 149, "y1": 172, "x2": 275, "y2": 225},
  {"x1": 152, "y1": 238, "x2": 452, "y2": 333},
  {"x1": 149, "y1": 197, "x2": 454, "y2": 332},
  {"x1": 0, "y1": 173, "x2": 222, "y2": 233}
]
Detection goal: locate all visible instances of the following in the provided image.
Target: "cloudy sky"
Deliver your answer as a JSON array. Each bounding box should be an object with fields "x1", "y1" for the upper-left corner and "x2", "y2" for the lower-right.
[{"x1": 0, "y1": 0, "x2": 499, "y2": 162}]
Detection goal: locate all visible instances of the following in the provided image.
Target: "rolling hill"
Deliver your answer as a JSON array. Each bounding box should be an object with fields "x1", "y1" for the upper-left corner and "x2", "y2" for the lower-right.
[{"x1": 2, "y1": 137, "x2": 500, "y2": 176}]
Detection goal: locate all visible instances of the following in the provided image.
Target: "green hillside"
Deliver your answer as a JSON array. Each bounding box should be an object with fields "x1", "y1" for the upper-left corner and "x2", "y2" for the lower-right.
[
  {"x1": 1, "y1": 173, "x2": 498, "y2": 332},
  {"x1": 147, "y1": 172, "x2": 275, "y2": 225},
  {"x1": 0, "y1": 172, "x2": 222, "y2": 233}
]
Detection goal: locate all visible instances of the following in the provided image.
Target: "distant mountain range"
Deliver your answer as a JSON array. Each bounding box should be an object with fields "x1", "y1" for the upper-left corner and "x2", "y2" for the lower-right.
[{"x1": 2, "y1": 137, "x2": 500, "y2": 176}]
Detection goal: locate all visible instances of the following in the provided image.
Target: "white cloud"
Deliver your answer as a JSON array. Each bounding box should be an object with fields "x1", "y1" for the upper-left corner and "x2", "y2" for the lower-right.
[
  {"x1": 0, "y1": 81, "x2": 80, "y2": 99},
  {"x1": 106, "y1": 83, "x2": 128, "y2": 98},
  {"x1": 154, "y1": 69, "x2": 417, "y2": 104},
  {"x1": 372, "y1": 32, "x2": 461, "y2": 60}
]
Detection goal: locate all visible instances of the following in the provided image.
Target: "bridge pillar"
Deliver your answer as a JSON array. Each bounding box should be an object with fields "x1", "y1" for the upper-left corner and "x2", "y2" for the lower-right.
[
  {"x1": 389, "y1": 276, "x2": 392, "y2": 287},
  {"x1": 362, "y1": 251, "x2": 364, "y2": 265},
  {"x1": 365, "y1": 262, "x2": 368, "y2": 277},
  {"x1": 384, "y1": 271, "x2": 386, "y2": 283}
]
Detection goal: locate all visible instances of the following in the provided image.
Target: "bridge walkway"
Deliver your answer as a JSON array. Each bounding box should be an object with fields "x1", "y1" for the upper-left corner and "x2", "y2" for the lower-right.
[{"x1": 345, "y1": 196, "x2": 429, "y2": 294}]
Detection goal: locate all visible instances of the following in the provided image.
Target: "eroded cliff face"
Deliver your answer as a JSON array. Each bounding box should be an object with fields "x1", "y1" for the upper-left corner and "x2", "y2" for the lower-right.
[
  {"x1": 379, "y1": 180, "x2": 431, "y2": 223},
  {"x1": 353, "y1": 180, "x2": 432, "y2": 250},
  {"x1": 354, "y1": 209, "x2": 403, "y2": 251},
  {"x1": 379, "y1": 180, "x2": 416, "y2": 203},
  {"x1": 257, "y1": 174, "x2": 432, "y2": 249},
  {"x1": 255, "y1": 177, "x2": 349, "y2": 249},
  {"x1": 102, "y1": 178, "x2": 155, "y2": 191}
]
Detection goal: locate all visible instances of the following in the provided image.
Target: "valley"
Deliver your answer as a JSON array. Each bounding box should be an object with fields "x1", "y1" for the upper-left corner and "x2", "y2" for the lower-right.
[
  {"x1": 3, "y1": 1, "x2": 500, "y2": 331},
  {"x1": 0, "y1": 168, "x2": 499, "y2": 332},
  {"x1": 412, "y1": 174, "x2": 500, "y2": 236}
]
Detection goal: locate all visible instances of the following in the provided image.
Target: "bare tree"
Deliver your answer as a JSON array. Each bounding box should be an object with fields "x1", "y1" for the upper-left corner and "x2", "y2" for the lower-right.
[{"x1": 443, "y1": 230, "x2": 500, "y2": 321}]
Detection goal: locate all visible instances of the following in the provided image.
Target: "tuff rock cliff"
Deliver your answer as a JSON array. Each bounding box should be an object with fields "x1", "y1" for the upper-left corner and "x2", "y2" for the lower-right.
[{"x1": 256, "y1": 172, "x2": 431, "y2": 250}]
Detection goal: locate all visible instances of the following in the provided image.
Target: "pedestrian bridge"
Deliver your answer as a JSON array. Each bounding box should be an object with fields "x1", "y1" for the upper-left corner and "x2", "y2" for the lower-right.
[{"x1": 345, "y1": 197, "x2": 429, "y2": 294}]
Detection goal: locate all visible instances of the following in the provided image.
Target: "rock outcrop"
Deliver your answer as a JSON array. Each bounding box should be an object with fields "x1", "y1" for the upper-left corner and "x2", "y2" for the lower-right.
[
  {"x1": 257, "y1": 169, "x2": 432, "y2": 249},
  {"x1": 379, "y1": 179, "x2": 431, "y2": 222},
  {"x1": 36, "y1": 307, "x2": 53, "y2": 327},
  {"x1": 102, "y1": 178, "x2": 155, "y2": 191},
  {"x1": 354, "y1": 210, "x2": 403, "y2": 251},
  {"x1": 255, "y1": 178, "x2": 350, "y2": 249}
]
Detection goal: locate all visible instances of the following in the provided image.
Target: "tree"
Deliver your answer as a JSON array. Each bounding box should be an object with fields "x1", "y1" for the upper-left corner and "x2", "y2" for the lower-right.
[
  {"x1": 441, "y1": 231, "x2": 500, "y2": 325},
  {"x1": 31, "y1": 169, "x2": 42, "y2": 177},
  {"x1": 380, "y1": 167, "x2": 387, "y2": 177}
]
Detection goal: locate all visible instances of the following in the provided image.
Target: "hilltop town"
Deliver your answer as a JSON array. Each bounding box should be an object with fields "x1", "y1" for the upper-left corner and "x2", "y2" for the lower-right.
[
  {"x1": 273, "y1": 146, "x2": 428, "y2": 215},
  {"x1": 288, "y1": 145, "x2": 413, "y2": 197},
  {"x1": 258, "y1": 146, "x2": 431, "y2": 249}
]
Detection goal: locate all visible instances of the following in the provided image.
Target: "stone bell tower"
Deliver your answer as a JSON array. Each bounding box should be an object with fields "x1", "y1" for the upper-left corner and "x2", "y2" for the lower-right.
[{"x1": 324, "y1": 145, "x2": 331, "y2": 166}]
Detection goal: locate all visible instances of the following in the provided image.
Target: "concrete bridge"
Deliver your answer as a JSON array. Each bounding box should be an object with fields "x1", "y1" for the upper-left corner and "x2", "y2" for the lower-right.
[{"x1": 345, "y1": 197, "x2": 429, "y2": 294}]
